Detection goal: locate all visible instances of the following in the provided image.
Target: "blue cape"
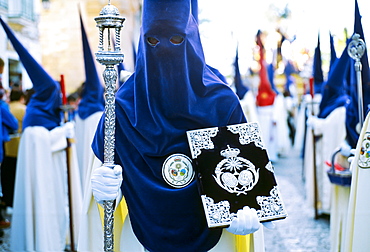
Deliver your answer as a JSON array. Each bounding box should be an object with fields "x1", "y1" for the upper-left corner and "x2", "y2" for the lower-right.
[
  {"x1": 0, "y1": 17, "x2": 61, "y2": 130},
  {"x1": 92, "y1": 1, "x2": 245, "y2": 251}
]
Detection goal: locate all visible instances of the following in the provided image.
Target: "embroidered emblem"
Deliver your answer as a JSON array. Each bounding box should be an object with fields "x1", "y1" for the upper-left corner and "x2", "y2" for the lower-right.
[
  {"x1": 162, "y1": 154, "x2": 194, "y2": 188},
  {"x1": 214, "y1": 145, "x2": 259, "y2": 196},
  {"x1": 358, "y1": 132, "x2": 370, "y2": 169}
]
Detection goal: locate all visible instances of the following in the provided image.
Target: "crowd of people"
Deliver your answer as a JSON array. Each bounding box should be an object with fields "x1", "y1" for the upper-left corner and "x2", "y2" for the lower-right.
[{"x1": 0, "y1": 58, "x2": 35, "y2": 234}]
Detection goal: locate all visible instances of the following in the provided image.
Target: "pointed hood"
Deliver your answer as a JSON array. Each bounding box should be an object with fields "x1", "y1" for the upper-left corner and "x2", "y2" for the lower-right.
[
  {"x1": 0, "y1": 17, "x2": 61, "y2": 130},
  {"x1": 313, "y1": 34, "x2": 324, "y2": 94},
  {"x1": 329, "y1": 32, "x2": 338, "y2": 74},
  {"x1": 191, "y1": 0, "x2": 199, "y2": 24},
  {"x1": 256, "y1": 30, "x2": 276, "y2": 106},
  {"x1": 234, "y1": 47, "x2": 249, "y2": 99},
  {"x1": 318, "y1": 43, "x2": 350, "y2": 118},
  {"x1": 92, "y1": 0, "x2": 245, "y2": 251},
  {"x1": 77, "y1": 12, "x2": 105, "y2": 120}
]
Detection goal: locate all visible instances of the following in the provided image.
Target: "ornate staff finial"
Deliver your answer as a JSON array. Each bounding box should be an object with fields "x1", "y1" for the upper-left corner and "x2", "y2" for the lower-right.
[
  {"x1": 348, "y1": 33, "x2": 365, "y2": 63},
  {"x1": 94, "y1": 1, "x2": 125, "y2": 251},
  {"x1": 348, "y1": 33, "x2": 366, "y2": 127}
]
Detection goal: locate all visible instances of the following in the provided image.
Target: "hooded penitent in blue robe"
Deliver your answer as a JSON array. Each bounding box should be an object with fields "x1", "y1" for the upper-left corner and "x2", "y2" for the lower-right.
[
  {"x1": 318, "y1": 43, "x2": 350, "y2": 119},
  {"x1": 77, "y1": 12, "x2": 105, "y2": 119},
  {"x1": 0, "y1": 18, "x2": 61, "y2": 131},
  {"x1": 1, "y1": 17, "x2": 84, "y2": 252},
  {"x1": 91, "y1": 0, "x2": 246, "y2": 251}
]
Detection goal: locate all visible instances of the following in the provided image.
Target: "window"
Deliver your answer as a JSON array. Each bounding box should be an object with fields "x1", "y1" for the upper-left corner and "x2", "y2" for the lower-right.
[
  {"x1": 0, "y1": 0, "x2": 8, "y2": 9},
  {"x1": 8, "y1": 0, "x2": 35, "y2": 21}
]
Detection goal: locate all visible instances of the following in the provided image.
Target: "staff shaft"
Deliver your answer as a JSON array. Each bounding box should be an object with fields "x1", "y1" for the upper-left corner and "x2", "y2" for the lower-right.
[{"x1": 103, "y1": 65, "x2": 117, "y2": 252}]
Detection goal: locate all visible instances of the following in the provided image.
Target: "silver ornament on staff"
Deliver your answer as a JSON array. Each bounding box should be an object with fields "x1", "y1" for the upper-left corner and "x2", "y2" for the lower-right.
[
  {"x1": 348, "y1": 33, "x2": 366, "y2": 128},
  {"x1": 94, "y1": 1, "x2": 125, "y2": 251}
]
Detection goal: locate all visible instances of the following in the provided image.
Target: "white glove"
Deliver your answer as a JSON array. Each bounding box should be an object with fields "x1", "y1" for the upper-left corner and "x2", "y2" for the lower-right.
[
  {"x1": 356, "y1": 122, "x2": 361, "y2": 134},
  {"x1": 120, "y1": 70, "x2": 132, "y2": 83},
  {"x1": 306, "y1": 115, "x2": 318, "y2": 128},
  {"x1": 226, "y1": 206, "x2": 261, "y2": 235},
  {"x1": 306, "y1": 115, "x2": 324, "y2": 135},
  {"x1": 340, "y1": 141, "x2": 352, "y2": 157},
  {"x1": 63, "y1": 121, "x2": 75, "y2": 139},
  {"x1": 348, "y1": 149, "x2": 356, "y2": 165},
  {"x1": 91, "y1": 165, "x2": 123, "y2": 205}
]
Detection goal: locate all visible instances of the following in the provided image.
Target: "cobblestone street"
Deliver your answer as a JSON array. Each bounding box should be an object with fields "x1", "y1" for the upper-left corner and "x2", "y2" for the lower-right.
[
  {"x1": 264, "y1": 149, "x2": 330, "y2": 252},
  {"x1": 0, "y1": 148, "x2": 330, "y2": 251}
]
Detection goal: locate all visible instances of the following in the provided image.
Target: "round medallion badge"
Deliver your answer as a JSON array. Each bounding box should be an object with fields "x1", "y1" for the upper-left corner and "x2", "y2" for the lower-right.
[
  {"x1": 358, "y1": 132, "x2": 370, "y2": 168},
  {"x1": 162, "y1": 154, "x2": 194, "y2": 188}
]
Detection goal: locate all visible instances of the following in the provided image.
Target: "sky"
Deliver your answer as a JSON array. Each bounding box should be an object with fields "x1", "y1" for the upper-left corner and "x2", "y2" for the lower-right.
[{"x1": 198, "y1": 0, "x2": 370, "y2": 79}]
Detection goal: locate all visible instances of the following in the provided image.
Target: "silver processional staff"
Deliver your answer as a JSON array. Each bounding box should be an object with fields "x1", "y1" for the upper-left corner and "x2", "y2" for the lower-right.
[{"x1": 94, "y1": 1, "x2": 125, "y2": 251}]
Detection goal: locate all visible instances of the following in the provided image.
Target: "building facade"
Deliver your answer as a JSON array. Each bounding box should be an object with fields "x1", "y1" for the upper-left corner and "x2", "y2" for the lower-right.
[
  {"x1": 0, "y1": 0, "x2": 42, "y2": 90},
  {"x1": 38, "y1": 0, "x2": 141, "y2": 93},
  {"x1": 0, "y1": 0, "x2": 141, "y2": 93}
]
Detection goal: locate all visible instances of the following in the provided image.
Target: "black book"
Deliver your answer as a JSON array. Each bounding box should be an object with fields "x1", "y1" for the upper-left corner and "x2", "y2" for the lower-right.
[{"x1": 186, "y1": 122, "x2": 287, "y2": 228}]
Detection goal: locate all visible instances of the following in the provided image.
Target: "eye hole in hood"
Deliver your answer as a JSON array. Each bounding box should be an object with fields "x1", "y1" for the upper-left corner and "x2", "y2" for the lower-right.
[
  {"x1": 170, "y1": 35, "x2": 184, "y2": 45},
  {"x1": 147, "y1": 37, "x2": 160, "y2": 47}
]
